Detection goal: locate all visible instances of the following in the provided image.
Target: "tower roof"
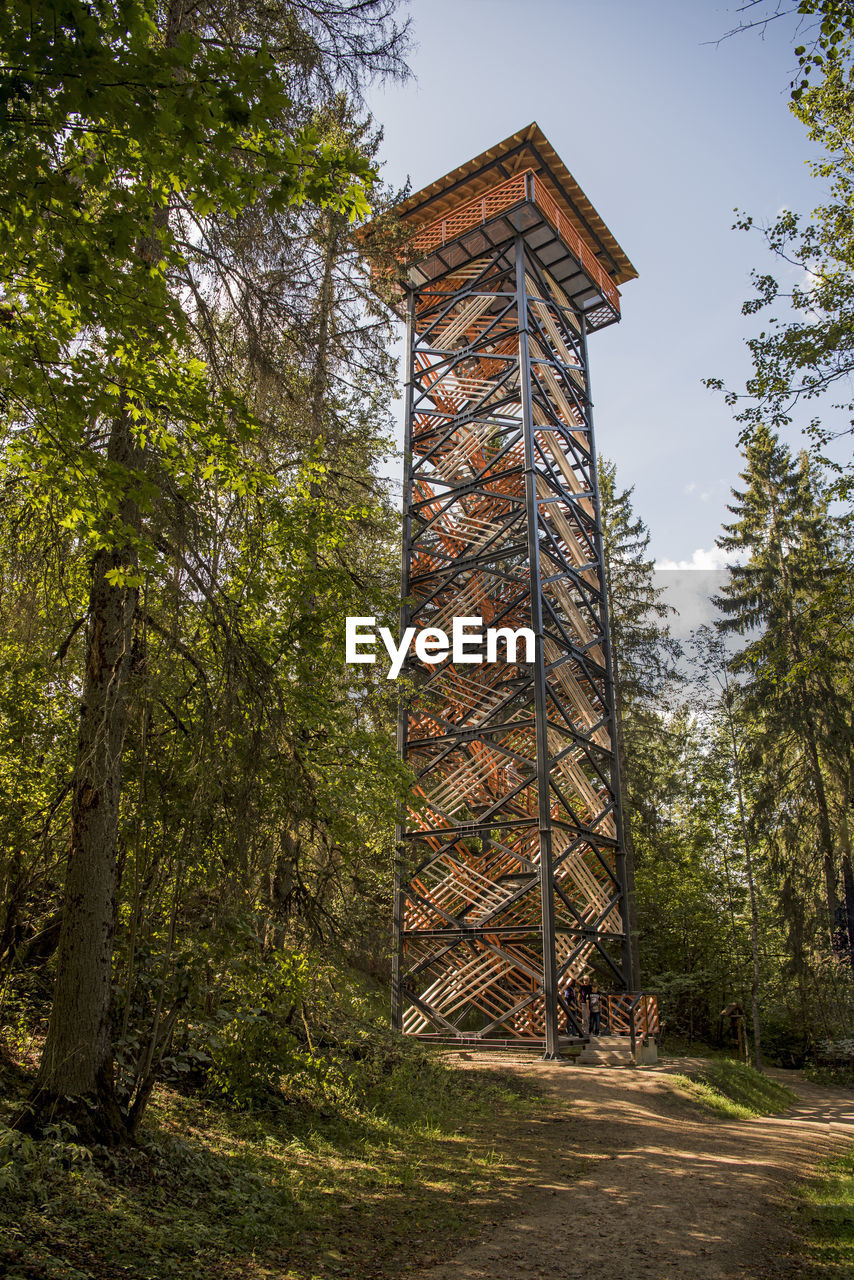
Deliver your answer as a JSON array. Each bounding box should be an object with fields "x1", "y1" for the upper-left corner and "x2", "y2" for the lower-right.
[{"x1": 395, "y1": 122, "x2": 637, "y2": 287}]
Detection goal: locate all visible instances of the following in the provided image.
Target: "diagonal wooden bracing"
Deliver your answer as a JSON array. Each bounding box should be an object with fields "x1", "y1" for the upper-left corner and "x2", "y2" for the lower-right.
[{"x1": 391, "y1": 178, "x2": 636, "y2": 1057}]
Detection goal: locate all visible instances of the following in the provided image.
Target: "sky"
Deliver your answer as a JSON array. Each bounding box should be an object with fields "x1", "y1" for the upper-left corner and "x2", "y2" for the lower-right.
[{"x1": 365, "y1": 0, "x2": 825, "y2": 580}]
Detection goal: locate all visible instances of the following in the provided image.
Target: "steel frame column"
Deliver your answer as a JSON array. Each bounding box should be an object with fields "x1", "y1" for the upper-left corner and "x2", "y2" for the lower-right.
[
  {"x1": 392, "y1": 289, "x2": 417, "y2": 1033},
  {"x1": 516, "y1": 237, "x2": 559, "y2": 1059},
  {"x1": 392, "y1": 209, "x2": 632, "y2": 1047}
]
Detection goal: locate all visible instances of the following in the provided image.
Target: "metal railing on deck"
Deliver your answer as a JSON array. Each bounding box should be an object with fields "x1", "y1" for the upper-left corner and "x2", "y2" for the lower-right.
[
  {"x1": 409, "y1": 168, "x2": 620, "y2": 314},
  {"x1": 601, "y1": 992, "x2": 659, "y2": 1040}
]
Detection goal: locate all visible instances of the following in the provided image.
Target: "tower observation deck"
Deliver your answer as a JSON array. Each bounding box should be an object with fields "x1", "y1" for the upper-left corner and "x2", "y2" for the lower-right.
[{"x1": 385, "y1": 123, "x2": 656, "y2": 1058}]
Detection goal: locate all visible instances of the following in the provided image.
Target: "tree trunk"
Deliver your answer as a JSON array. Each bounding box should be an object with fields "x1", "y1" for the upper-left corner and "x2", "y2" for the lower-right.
[
  {"x1": 26, "y1": 406, "x2": 140, "y2": 1142},
  {"x1": 802, "y1": 716, "x2": 839, "y2": 939},
  {"x1": 743, "y1": 835, "x2": 763, "y2": 1072},
  {"x1": 22, "y1": 0, "x2": 191, "y2": 1144},
  {"x1": 838, "y1": 767, "x2": 854, "y2": 981},
  {"x1": 724, "y1": 687, "x2": 763, "y2": 1072},
  {"x1": 843, "y1": 853, "x2": 854, "y2": 977},
  {"x1": 772, "y1": 497, "x2": 839, "y2": 939},
  {"x1": 719, "y1": 836, "x2": 747, "y2": 1019}
]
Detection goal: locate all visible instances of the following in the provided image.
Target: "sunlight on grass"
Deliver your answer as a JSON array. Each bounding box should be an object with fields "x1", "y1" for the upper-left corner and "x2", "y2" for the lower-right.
[
  {"x1": 794, "y1": 1148, "x2": 854, "y2": 1278},
  {"x1": 0, "y1": 1052, "x2": 549, "y2": 1280},
  {"x1": 670, "y1": 1059, "x2": 796, "y2": 1119}
]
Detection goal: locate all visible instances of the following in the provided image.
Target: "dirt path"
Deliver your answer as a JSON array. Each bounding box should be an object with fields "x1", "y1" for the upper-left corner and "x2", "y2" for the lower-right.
[{"x1": 406, "y1": 1057, "x2": 854, "y2": 1280}]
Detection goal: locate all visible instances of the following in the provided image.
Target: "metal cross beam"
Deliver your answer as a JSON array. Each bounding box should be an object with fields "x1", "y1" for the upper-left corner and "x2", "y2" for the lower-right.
[{"x1": 390, "y1": 177, "x2": 636, "y2": 1058}]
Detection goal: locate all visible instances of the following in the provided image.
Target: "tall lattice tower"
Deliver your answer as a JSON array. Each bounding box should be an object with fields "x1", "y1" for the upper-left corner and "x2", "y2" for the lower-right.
[{"x1": 387, "y1": 124, "x2": 644, "y2": 1058}]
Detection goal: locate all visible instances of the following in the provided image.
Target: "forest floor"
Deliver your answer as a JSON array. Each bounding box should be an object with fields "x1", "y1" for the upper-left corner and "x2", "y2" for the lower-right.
[
  {"x1": 3, "y1": 1050, "x2": 854, "y2": 1280},
  {"x1": 404, "y1": 1056, "x2": 854, "y2": 1280}
]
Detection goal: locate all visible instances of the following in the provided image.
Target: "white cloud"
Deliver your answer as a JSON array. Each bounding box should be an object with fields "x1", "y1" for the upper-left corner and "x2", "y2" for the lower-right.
[{"x1": 655, "y1": 546, "x2": 736, "y2": 572}]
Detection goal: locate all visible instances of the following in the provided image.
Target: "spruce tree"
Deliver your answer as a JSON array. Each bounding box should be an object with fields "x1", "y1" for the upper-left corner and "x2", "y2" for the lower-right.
[
  {"x1": 716, "y1": 426, "x2": 850, "y2": 955},
  {"x1": 599, "y1": 458, "x2": 681, "y2": 985}
]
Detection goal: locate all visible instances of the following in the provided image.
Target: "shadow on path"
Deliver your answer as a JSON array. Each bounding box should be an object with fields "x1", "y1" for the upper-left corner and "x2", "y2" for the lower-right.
[{"x1": 405, "y1": 1058, "x2": 854, "y2": 1280}]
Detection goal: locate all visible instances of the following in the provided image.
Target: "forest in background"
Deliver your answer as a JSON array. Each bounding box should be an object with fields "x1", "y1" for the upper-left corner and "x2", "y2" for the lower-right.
[{"x1": 0, "y1": 0, "x2": 852, "y2": 1170}]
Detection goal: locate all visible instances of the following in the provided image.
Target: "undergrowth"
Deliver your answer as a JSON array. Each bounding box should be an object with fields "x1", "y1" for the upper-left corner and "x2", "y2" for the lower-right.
[
  {"x1": 0, "y1": 1038, "x2": 548, "y2": 1280},
  {"x1": 804, "y1": 1064, "x2": 854, "y2": 1091},
  {"x1": 670, "y1": 1058, "x2": 796, "y2": 1118}
]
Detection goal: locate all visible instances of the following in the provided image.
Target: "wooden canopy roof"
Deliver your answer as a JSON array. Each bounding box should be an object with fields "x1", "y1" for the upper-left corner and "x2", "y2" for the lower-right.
[{"x1": 394, "y1": 122, "x2": 637, "y2": 287}]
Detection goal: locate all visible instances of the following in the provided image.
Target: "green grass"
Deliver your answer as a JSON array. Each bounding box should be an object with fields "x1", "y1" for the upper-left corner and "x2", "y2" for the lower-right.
[
  {"x1": 804, "y1": 1065, "x2": 854, "y2": 1092},
  {"x1": 658, "y1": 1036, "x2": 737, "y2": 1060},
  {"x1": 0, "y1": 1047, "x2": 554, "y2": 1280},
  {"x1": 670, "y1": 1058, "x2": 797, "y2": 1119},
  {"x1": 791, "y1": 1148, "x2": 854, "y2": 1278}
]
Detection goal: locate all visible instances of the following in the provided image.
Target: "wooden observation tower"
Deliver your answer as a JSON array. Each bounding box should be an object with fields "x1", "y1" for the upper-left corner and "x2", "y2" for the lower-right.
[{"x1": 386, "y1": 123, "x2": 653, "y2": 1057}]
